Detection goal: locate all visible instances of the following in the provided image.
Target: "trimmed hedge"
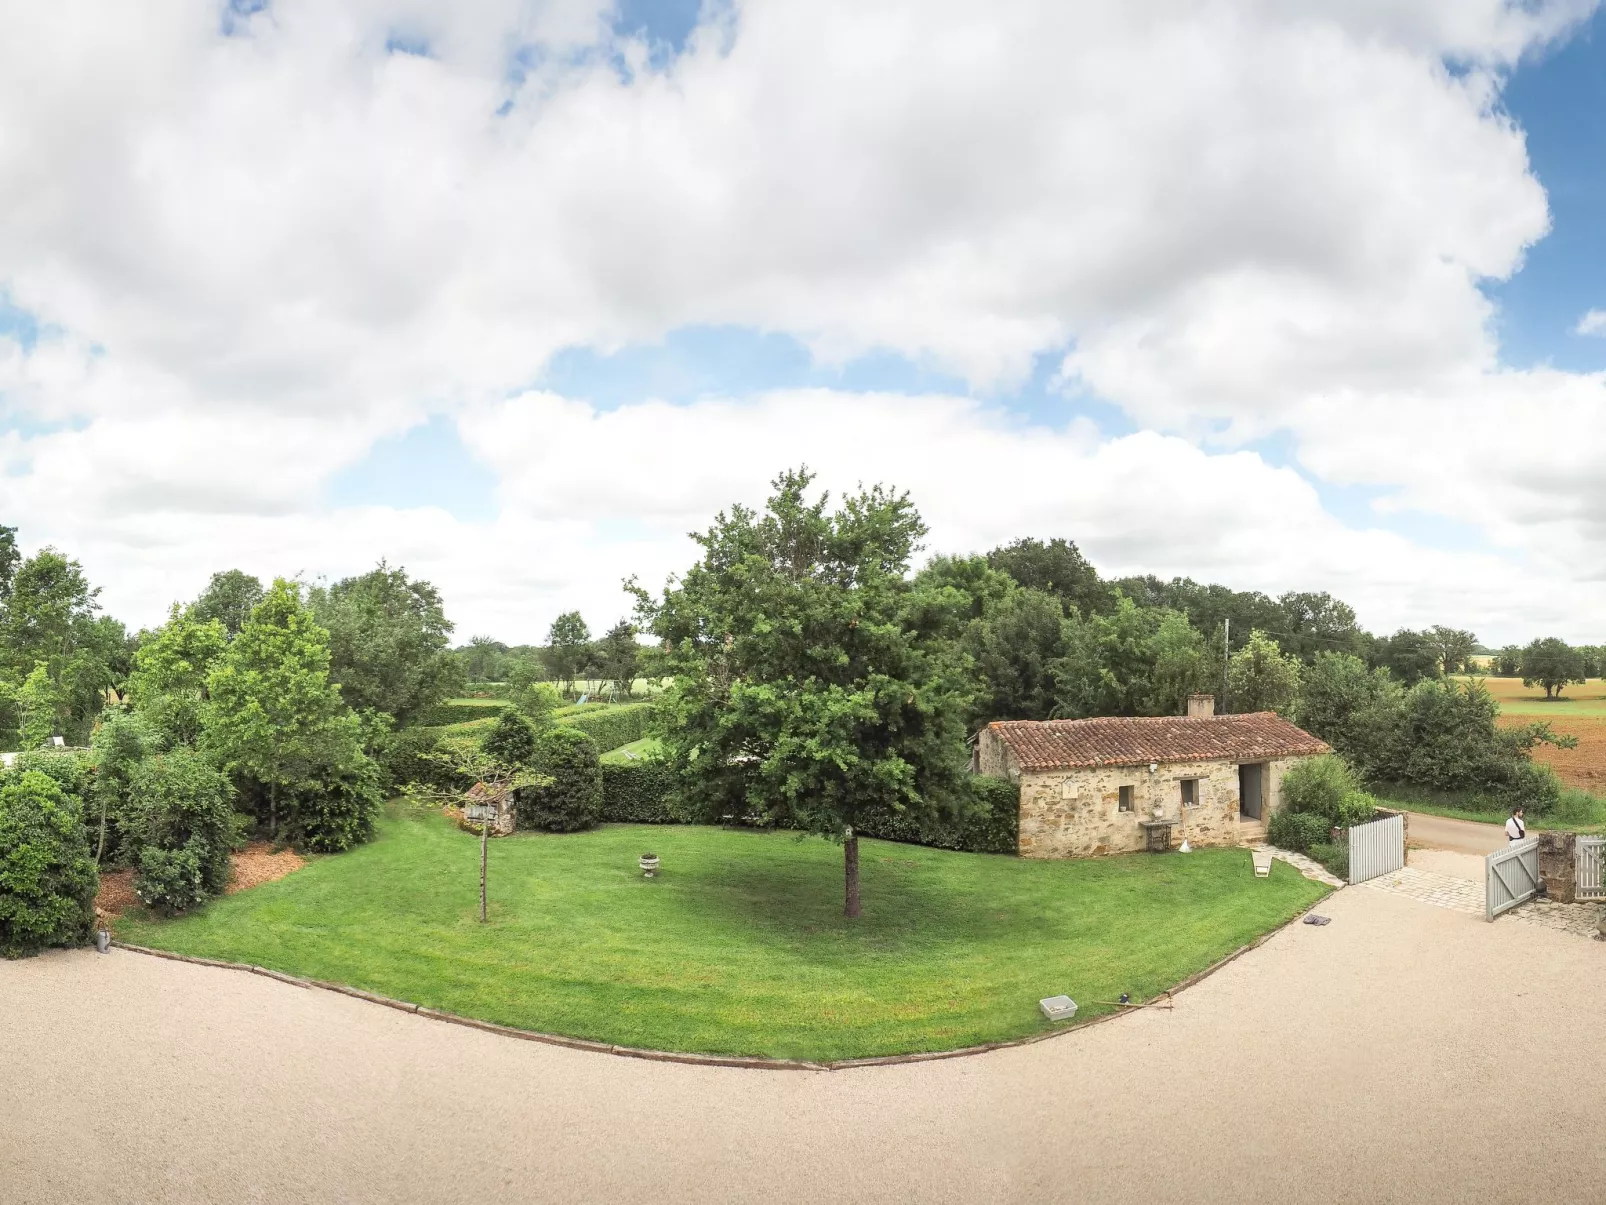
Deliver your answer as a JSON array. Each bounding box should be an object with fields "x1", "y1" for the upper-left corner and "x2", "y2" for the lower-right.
[
  {"x1": 597, "y1": 761, "x2": 1020, "y2": 854},
  {"x1": 562, "y1": 703, "x2": 653, "y2": 754},
  {"x1": 415, "y1": 699, "x2": 511, "y2": 727},
  {"x1": 601, "y1": 761, "x2": 682, "y2": 823},
  {"x1": 516, "y1": 728, "x2": 603, "y2": 832}
]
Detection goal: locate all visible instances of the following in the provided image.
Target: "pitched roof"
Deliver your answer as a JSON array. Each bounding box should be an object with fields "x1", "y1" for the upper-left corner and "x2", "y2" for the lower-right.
[{"x1": 988, "y1": 713, "x2": 1328, "y2": 771}]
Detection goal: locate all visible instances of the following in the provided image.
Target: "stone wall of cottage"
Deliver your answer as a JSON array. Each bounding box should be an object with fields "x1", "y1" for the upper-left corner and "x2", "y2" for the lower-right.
[
  {"x1": 1017, "y1": 755, "x2": 1309, "y2": 859},
  {"x1": 976, "y1": 728, "x2": 1018, "y2": 780}
]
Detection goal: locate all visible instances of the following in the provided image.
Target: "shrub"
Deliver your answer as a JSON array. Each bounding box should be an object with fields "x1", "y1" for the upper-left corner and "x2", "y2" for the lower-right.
[
  {"x1": 1503, "y1": 761, "x2": 1561, "y2": 817},
  {"x1": 135, "y1": 845, "x2": 210, "y2": 913},
  {"x1": 601, "y1": 761, "x2": 682, "y2": 823},
  {"x1": 89, "y1": 710, "x2": 164, "y2": 865},
  {"x1": 0, "y1": 770, "x2": 98, "y2": 957},
  {"x1": 1281, "y1": 754, "x2": 1359, "y2": 822},
  {"x1": 127, "y1": 749, "x2": 238, "y2": 911},
  {"x1": 562, "y1": 704, "x2": 652, "y2": 754},
  {"x1": 517, "y1": 728, "x2": 602, "y2": 832},
  {"x1": 481, "y1": 710, "x2": 539, "y2": 768},
  {"x1": 1267, "y1": 810, "x2": 1331, "y2": 854},
  {"x1": 9, "y1": 747, "x2": 94, "y2": 800},
  {"x1": 1307, "y1": 841, "x2": 1349, "y2": 882},
  {"x1": 291, "y1": 756, "x2": 384, "y2": 853}
]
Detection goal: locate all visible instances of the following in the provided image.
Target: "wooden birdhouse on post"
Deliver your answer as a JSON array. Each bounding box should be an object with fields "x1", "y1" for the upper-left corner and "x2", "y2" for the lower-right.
[{"x1": 463, "y1": 781, "x2": 516, "y2": 836}]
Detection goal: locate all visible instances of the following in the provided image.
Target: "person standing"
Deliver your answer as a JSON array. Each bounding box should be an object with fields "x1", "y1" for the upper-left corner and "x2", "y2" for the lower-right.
[{"x1": 1506, "y1": 806, "x2": 1527, "y2": 842}]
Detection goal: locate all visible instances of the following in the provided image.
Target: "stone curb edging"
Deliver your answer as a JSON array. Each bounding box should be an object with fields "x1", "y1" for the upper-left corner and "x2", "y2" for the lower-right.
[{"x1": 108, "y1": 889, "x2": 1332, "y2": 1073}]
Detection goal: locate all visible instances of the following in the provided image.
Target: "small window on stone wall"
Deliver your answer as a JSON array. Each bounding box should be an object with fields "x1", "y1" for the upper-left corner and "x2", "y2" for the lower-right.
[
  {"x1": 1180, "y1": 778, "x2": 1199, "y2": 808},
  {"x1": 1118, "y1": 785, "x2": 1134, "y2": 812}
]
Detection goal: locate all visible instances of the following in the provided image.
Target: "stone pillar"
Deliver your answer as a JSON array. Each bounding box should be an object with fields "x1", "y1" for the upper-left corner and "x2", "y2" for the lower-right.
[{"x1": 1537, "y1": 831, "x2": 1576, "y2": 904}]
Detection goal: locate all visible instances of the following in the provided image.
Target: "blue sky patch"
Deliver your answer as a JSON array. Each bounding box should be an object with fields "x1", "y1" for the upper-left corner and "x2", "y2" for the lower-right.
[{"x1": 325, "y1": 415, "x2": 498, "y2": 522}]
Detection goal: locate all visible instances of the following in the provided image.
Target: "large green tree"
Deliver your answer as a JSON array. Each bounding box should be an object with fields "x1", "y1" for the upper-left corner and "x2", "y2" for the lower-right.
[
  {"x1": 309, "y1": 562, "x2": 459, "y2": 725},
  {"x1": 636, "y1": 469, "x2": 973, "y2": 917},
  {"x1": 0, "y1": 524, "x2": 18, "y2": 601},
  {"x1": 127, "y1": 605, "x2": 229, "y2": 745},
  {"x1": 593, "y1": 620, "x2": 640, "y2": 700},
  {"x1": 191, "y1": 570, "x2": 265, "y2": 639},
  {"x1": 1426, "y1": 625, "x2": 1478, "y2": 677},
  {"x1": 1226, "y1": 630, "x2": 1301, "y2": 715},
  {"x1": 986, "y1": 537, "x2": 1112, "y2": 617},
  {"x1": 542, "y1": 611, "x2": 592, "y2": 696},
  {"x1": 0, "y1": 548, "x2": 122, "y2": 744},
  {"x1": 203, "y1": 579, "x2": 364, "y2": 838},
  {"x1": 1050, "y1": 596, "x2": 1207, "y2": 718},
  {"x1": 1521, "y1": 637, "x2": 1585, "y2": 699},
  {"x1": 960, "y1": 586, "x2": 1068, "y2": 724}
]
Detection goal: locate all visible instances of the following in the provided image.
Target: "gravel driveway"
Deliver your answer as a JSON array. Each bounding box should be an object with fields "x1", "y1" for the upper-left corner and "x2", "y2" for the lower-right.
[{"x1": 4, "y1": 884, "x2": 1603, "y2": 1204}]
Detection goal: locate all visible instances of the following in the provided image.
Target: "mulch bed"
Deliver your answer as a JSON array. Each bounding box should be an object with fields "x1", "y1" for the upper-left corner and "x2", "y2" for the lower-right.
[{"x1": 94, "y1": 842, "x2": 307, "y2": 920}]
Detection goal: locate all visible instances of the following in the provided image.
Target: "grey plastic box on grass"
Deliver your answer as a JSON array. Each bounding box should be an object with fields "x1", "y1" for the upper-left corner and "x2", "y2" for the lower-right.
[{"x1": 1039, "y1": 995, "x2": 1077, "y2": 1022}]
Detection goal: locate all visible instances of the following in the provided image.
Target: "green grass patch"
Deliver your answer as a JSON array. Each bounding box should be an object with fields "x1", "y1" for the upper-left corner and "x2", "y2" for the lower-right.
[
  {"x1": 115, "y1": 809, "x2": 1327, "y2": 1061},
  {"x1": 600, "y1": 737, "x2": 663, "y2": 765}
]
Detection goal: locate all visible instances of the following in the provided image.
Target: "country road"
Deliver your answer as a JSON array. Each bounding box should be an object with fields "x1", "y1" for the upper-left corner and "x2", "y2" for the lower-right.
[{"x1": 1404, "y1": 811, "x2": 1506, "y2": 856}]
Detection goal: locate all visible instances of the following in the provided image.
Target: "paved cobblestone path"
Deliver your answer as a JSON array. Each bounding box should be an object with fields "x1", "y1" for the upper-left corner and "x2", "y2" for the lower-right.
[
  {"x1": 1359, "y1": 857, "x2": 1604, "y2": 938},
  {"x1": 1253, "y1": 843, "x2": 1346, "y2": 888}
]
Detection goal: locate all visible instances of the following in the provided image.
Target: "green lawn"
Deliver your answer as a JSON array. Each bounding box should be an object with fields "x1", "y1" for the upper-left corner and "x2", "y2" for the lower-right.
[
  {"x1": 114, "y1": 810, "x2": 1327, "y2": 1061},
  {"x1": 600, "y1": 737, "x2": 663, "y2": 765}
]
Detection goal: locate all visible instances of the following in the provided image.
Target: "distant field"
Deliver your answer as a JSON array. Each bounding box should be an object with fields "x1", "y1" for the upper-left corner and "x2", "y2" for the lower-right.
[{"x1": 1458, "y1": 675, "x2": 1606, "y2": 792}]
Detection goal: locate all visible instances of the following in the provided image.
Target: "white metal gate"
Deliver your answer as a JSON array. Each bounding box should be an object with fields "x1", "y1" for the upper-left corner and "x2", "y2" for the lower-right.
[
  {"x1": 1348, "y1": 814, "x2": 1405, "y2": 885},
  {"x1": 1486, "y1": 838, "x2": 1540, "y2": 921},
  {"x1": 1578, "y1": 836, "x2": 1606, "y2": 902}
]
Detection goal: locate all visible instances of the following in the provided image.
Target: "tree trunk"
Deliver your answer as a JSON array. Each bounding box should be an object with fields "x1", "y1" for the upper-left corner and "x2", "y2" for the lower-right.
[
  {"x1": 96, "y1": 794, "x2": 108, "y2": 866},
  {"x1": 269, "y1": 784, "x2": 278, "y2": 841},
  {"x1": 843, "y1": 829, "x2": 861, "y2": 919},
  {"x1": 479, "y1": 820, "x2": 489, "y2": 923}
]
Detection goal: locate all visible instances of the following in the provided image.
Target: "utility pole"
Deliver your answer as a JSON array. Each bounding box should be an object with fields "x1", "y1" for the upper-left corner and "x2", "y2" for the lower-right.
[{"x1": 1222, "y1": 618, "x2": 1230, "y2": 713}]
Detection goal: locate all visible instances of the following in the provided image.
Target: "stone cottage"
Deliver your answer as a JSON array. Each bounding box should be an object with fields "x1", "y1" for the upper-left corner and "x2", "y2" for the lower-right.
[{"x1": 976, "y1": 695, "x2": 1329, "y2": 858}]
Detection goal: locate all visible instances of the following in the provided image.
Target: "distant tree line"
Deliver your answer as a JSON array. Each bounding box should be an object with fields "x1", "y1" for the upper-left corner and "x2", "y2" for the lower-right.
[{"x1": 450, "y1": 614, "x2": 641, "y2": 702}]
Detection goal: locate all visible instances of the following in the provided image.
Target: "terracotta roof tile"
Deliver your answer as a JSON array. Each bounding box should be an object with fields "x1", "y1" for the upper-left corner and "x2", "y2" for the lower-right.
[{"x1": 989, "y1": 713, "x2": 1328, "y2": 771}]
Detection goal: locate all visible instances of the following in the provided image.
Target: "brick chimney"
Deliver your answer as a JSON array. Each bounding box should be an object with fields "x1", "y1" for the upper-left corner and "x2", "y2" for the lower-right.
[{"x1": 1187, "y1": 693, "x2": 1216, "y2": 718}]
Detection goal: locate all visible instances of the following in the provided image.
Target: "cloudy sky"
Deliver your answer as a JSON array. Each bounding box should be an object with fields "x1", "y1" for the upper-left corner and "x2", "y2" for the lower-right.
[{"x1": 4, "y1": 0, "x2": 1606, "y2": 645}]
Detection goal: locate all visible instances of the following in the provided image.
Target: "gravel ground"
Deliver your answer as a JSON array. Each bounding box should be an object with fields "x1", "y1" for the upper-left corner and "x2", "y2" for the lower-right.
[{"x1": 4, "y1": 884, "x2": 1604, "y2": 1204}]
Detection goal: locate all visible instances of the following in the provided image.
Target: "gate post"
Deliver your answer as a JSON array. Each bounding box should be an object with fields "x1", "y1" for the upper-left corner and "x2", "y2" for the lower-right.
[{"x1": 1537, "y1": 831, "x2": 1576, "y2": 904}]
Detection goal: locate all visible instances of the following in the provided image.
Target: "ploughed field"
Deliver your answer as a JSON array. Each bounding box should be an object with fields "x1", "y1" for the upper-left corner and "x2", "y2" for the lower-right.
[
  {"x1": 1475, "y1": 676, "x2": 1606, "y2": 792},
  {"x1": 113, "y1": 809, "x2": 1326, "y2": 1062}
]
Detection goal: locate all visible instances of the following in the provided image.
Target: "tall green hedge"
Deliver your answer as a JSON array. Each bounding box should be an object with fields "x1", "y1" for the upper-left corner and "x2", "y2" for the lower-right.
[
  {"x1": 601, "y1": 762, "x2": 682, "y2": 823},
  {"x1": 562, "y1": 703, "x2": 652, "y2": 754},
  {"x1": 414, "y1": 699, "x2": 512, "y2": 727},
  {"x1": 597, "y1": 761, "x2": 1020, "y2": 854},
  {"x1": 516, "y1": 728, "x2": 602, "y2": 832}
]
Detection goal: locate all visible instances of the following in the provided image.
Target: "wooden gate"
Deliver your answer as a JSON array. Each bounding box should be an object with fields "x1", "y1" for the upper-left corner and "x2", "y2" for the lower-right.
[
  {"x1": 1486, "y1": 838, "x2": 1540, "y2": 921},
  {"x1": 1578, "y1": 836, "x2": 1606, "y2": 902},
  {"x1": 1348, "y1": 814, "x2": 1405, "y2": 885}
]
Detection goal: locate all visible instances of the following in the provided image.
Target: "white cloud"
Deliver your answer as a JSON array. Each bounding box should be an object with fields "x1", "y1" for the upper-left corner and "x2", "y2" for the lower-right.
[
  {"x1": 1575, "y1": 309, "x2": 1606, "y2": 336},
  {"x1": 0, "y1": 0, "x2": 1604, "y2": 644}
]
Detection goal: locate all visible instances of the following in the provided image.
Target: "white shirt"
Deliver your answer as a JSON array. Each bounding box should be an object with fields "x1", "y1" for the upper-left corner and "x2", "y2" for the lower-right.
[{"x1": 1506, "y1": 815, "x2": 1526, "y2": 841}]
